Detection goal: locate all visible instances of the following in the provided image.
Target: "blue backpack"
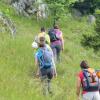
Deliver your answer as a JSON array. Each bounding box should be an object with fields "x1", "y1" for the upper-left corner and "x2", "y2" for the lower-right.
[
  {"x1": 37, "y1": 46, "x2": 53, "y2": 69},
  {"x1": 82, "y1": 69, "x2": 99, "y2": 91}
]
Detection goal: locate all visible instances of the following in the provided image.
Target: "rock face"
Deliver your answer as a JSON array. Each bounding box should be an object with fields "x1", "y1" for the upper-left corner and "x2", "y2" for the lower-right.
[
  {"x1": 12, "y1": 0, "x2": 35, "y2": 17},
  {"x1": 11, "y1": 0, "x2": 48, "y2": 19},
  {"x1": 1, "y1": 0, "x2": 12, "y2": 4},
  {"x1": 0, "y1": 12, "x2": 16, "y2": 37},
  {"x1": 38, "y1": 3, "x2": 48, "y2": 18}
]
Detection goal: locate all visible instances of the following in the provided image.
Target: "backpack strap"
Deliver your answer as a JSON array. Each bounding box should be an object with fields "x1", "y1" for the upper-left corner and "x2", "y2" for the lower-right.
[
  {"x1": 48, "y1": 29, "x2": 60, "y2": 42},
  {"x1": 37, "y1": 48, "x2": 44, "y2": 68},
  {"x1": 83, "y1": 69, "x2": 90, "y2": 89}
]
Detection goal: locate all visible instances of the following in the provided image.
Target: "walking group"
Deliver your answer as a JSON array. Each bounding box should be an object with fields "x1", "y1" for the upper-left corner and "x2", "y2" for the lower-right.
[{"x1": 32, "y1": 25, "x2": 100, "y2": 100}]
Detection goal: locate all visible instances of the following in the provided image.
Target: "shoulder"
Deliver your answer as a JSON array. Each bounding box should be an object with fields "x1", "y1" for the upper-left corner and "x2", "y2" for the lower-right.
[
  {"x1": 77, "y1": 71, "x2": 83, "y2": 79},
  {"x1": 45, "y1": 34, "x2": 50, "y2": 40},
  {"x1": 56, "y1": 29, "x2": 62, "y2": 35},
  {"x1": 45, "y1": 34, "x2": 50, "y2": 37},
  {"x1": 45, "y1": 44, "x2": 52, "y2": 51},
  {"x1": 59, "y1": 30, "x2": 63, "y2": 34},
  {"x1": 35, "y1": 49, "x2": 41, "y2": 56}
]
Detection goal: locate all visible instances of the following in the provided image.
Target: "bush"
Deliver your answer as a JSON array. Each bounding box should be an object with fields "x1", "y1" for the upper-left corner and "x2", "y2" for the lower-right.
[
  {"x1": 81, "y1": 13, "x2": 100, "y2": 51},
  {"x1": 70, "y1": 0, "x2": 99, "y2": 15}
]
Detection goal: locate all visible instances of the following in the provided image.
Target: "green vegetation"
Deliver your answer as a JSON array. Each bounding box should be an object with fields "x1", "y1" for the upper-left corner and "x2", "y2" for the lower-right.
[
  {"x1": 81, "y1": 13, "x2": 100, "y2": 51},
  {"x1": 70, "y1": 0, "x2": 100, "y2": 15},
  {"x1": 45, "y1": 0, "x2": 69, "y2": 26},
  {"x1": 0, "y1": 1, "x2": 100, "y2": 100}
]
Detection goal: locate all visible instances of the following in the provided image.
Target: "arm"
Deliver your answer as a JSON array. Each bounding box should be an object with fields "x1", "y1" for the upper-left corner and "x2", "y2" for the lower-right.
[
  {"x1": 76, "y1": 76, "x2": 81, "y2": 100},
  {"x1": 60, "y1": 32, "x2": 64, "y2": 51},
  {"x1": 45, "y1": 34, "x2": 50, "y2": 45},
  {"x1": 35, "y1": 54, "x2": 40, "y2": 77},
  {"x1": 51, "y1": 51, "x2": 57, "y2": 77},
  {"x1": 52, "y1": 57, "x2": 57, "y2": 77},
  {"x1": 46, "y1": 44, "x2": 57, "y2": 77}
]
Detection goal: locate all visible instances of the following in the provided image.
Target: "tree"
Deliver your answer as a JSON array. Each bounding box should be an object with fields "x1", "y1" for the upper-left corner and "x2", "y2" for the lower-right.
[
  {"x1": 45, "y1": 0, "x2": 69, "y2": 26},
  {"x1": 70, "y1": 0, "x2": 100, "y2": 15}
]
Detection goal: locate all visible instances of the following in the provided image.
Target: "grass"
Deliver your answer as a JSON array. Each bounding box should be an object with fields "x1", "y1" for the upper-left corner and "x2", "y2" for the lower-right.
[{"x1": 0, "y1": 1, "x2": 100, "y2": 100}]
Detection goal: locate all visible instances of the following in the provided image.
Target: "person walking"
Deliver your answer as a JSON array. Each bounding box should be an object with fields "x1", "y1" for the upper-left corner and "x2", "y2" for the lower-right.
[
  {"x1": 38, "y1": 27, "x2": 50, "y2": 45},
  {"x1": 35, "y1": 36, "x2": 57, "y2": 95},
  {"x1": 48, "y1": 25, "x2": 64, "y2": 62},
  {"x1": 96, "y1": 70, "x2": 100, "y2": 93},
  {"x1": 76, "y1": 60, "x2": 100, "y2": 100},
  {"x1": 32, "y1": 27, "x2": 50, "y2": 49}
]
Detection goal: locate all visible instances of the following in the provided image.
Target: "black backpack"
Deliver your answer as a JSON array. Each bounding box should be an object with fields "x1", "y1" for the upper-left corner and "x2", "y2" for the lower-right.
[{"x1": 48, "y1": 29, "x2": 59, "y2": 42}]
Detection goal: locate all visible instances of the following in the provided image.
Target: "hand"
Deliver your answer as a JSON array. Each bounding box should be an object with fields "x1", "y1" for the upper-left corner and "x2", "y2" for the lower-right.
[
  {"x1": 61, "y1": 46, "x2": 64, "y2": 51},
  {"x1": 77, "y1": 96, "x2": 80, "y2": 100},
  {"x1": 54, "y1": 72, "x2": 57, "y2": 78},
  {"x1": 53, "y1": 69, "x2": 57, "y2": 78},
  {"x1": 36, "y1": 72, "x2": 40, "y2": 78},
  {"x1": 62, "y1": 47, "x2": 64, "y2": 51}
]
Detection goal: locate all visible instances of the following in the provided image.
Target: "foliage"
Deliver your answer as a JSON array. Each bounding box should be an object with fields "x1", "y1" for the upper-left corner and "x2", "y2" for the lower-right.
[
  {"x1": 70, "y1": 0, "x2": 100, "y2": 15},
  {"x1": 45, "y1": 0, "x2": 69, "y2": 26},
  {"x1": 81, "y1": 14, "x2": 100, "y2": 51}
]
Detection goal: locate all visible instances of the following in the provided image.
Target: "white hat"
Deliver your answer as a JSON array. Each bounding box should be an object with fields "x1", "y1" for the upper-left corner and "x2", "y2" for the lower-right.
[{"x1": 32, "y1": 41, "x2": 38, "y2": 49}]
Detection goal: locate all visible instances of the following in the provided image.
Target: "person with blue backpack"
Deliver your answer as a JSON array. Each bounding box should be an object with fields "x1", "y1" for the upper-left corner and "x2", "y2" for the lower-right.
[
  {"x1": 35, "y1": 36, "x2": 57, "y2": 95},
  {"x1": 76, "y1": 60, "x2": 100, "y2": 100}
]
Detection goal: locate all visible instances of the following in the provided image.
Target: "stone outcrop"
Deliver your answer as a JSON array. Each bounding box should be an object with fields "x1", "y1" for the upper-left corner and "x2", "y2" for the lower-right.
[
  {"x1": 11, "y1": 0, "x2": 48, "y2": 19},
  {"x1": 0, "y1": 12, "x2": 16, "y2": 37}
]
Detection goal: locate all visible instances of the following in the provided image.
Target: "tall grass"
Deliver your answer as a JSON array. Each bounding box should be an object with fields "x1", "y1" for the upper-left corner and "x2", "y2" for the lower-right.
[{"x1": 0, "y1": 2, "x2": 100, "y2": 100}]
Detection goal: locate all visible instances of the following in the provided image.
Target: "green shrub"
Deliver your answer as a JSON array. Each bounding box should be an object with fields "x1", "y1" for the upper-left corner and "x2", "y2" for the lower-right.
[{"x1": 81, "y1": 14, "x2": 100, "y2": 51}]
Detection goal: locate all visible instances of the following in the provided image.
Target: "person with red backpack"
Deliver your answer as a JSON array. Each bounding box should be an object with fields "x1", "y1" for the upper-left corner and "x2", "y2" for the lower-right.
[
  {"x1": 96, "y1": 70, "x2": 100, "y2": 93},
  {"x1": 76, "y1": 60, "x2": 100, "y2": 100},
  {"x1": 48, "y1": 25, "x2": 64, "y2": 62},
  {"x1": 35, "y1": 36, "x2": 57, "y2": 95}
]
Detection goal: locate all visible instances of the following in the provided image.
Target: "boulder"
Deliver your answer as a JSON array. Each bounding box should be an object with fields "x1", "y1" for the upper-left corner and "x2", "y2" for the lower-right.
[{"x1": 87, "y1": 15, "x2": 96, "y2": 24}]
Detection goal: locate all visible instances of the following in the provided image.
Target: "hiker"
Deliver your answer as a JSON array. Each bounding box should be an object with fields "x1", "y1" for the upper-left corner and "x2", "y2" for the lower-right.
[
  {"x1": 76, "y1": 60, "x2": 100, "y2": 100},
  {"x1": 35, "y1": 36, "x2": 57, "y2": 95},
  {"x1": 96, "y1": 70, "x2": 100, "y2": 93},
  {"x1": 38, "y1": 27, "x2": 50, "y2": 45},
  {"x1": 48, "y1": 25, "x2": 64, "y2": 62},
  {"x1": 32, "y1": 27, "x2": 50, "y2": 49}
]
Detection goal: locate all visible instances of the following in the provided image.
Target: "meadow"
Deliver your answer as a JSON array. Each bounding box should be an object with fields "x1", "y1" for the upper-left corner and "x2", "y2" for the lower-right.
[{"x1": 0, "y1": 1, "x2": 100, "y2": 100}]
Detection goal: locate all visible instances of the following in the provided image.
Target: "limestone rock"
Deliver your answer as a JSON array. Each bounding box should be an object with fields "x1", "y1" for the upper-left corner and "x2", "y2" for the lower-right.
[{"x1": 0, "y1": 12, "x2": 16, "y2": 37}]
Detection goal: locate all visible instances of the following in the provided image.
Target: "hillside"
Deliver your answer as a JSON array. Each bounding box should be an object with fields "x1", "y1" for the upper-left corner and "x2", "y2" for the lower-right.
[{"x1": 0, "y1": 1, "x2": 100, "y2": 100}]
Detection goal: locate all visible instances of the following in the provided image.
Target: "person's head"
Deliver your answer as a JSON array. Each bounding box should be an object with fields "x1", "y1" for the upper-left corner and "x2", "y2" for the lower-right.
[
  {"x1": 80, "y1": 60, "x2": 89, "y2": 69},
  {"x1": 38, "y1": 36, "x2": 45, "y2": 47},
  {"x1": 41, "y1": 27, "x2": 45, "y2": 32},
  {"x1": 53, "y1": 25, "x2": 59, "y2": 29}
]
